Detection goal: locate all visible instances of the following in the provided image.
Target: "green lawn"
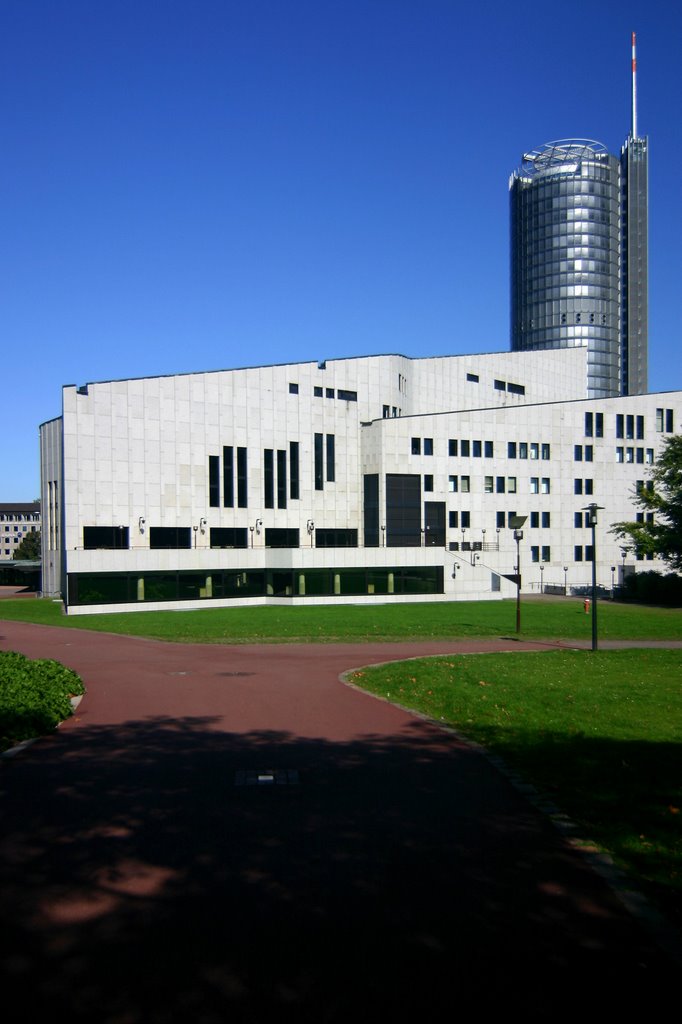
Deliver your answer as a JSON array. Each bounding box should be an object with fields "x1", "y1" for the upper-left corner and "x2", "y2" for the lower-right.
[
  {"x1": 347, "y1": 648, "x2": 682, "y2": 928},
  {"x1": 1, "y1": 596, "x2": 681, "y2": 642}
]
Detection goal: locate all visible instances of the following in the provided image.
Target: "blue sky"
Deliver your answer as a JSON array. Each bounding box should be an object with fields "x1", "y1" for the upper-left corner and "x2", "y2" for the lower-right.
[{"x1": 2, "y1": 0, "x2": 681, "y2": 499}]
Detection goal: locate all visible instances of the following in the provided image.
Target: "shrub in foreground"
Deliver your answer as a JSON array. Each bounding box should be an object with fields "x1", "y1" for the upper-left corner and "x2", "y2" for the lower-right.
[{"x1": 0, "y1": 651, "x2": 85, "y2": 751}]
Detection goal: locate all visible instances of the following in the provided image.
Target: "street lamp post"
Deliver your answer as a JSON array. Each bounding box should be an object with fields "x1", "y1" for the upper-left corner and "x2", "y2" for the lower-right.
[
  {"x1": 583, "y1": 503, "x2": 604, "y2": 652},
  {"x1": 509, "y1": 515, "x2": 527, "y2": 634},
  {"x1": 563, "y1": 566, "x2": 568, "y2": 595},
  {"x1": 611, "y1": 565, "x2": 616, "y2": 599}
]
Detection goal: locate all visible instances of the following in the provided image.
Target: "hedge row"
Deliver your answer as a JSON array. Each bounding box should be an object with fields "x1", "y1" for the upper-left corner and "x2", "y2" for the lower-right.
[{"x1": 0, "y1": 651, "x2": 85, "y2": 752}]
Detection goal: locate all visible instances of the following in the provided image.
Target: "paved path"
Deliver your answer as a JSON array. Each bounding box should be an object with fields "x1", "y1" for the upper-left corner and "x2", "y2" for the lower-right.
[{"x1": 1, "y1": 621, "x2": 679, "y2": 1019}]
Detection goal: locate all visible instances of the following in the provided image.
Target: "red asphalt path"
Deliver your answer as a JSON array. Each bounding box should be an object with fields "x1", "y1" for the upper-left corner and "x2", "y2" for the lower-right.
[{"x1": 0, "y1": 620, "x2": 679, "y2": 1019}]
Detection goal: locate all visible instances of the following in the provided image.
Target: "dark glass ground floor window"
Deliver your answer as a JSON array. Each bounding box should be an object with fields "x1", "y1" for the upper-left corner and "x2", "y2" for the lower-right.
[
  {"x1": 83, "y1": 526, "x2": 129, "y2": 550},
  {"x1": 67, "y1": 565, "x2": 443, "y2": 606},
  {"x1": 149, "y1": 527, "x2": 192, "y2": 549}
]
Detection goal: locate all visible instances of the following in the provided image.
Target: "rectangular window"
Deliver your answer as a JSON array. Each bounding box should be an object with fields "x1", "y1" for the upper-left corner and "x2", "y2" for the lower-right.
[
  {"x1": 541, "y1": 443, "x2": 550, "y2": 460},
  {"x1": 277, "y1": 449, "x2": 287, "y2": 508},
  {"x1": 541, "y1": 546, "x2": 551, "y2": 562},
  {"x1": 484, "y1": 440, "x2": 494, "y2": 458},
  {"x1": 326, "y1": 434, "x2": 335, "y2": 482},
  {"x1": 507, "y1": 441, "x2": 517, "y2": 459},
  {"x1": 574, "y1": 479, "x2": 583, "y2": 495},
  {"x1": 656, "y1": 408, "x2": 664, "y2": 431},
  {"x1": 461, "y1": 511, "x2": 470, "y2": 528},
  {"x1": 646, "y1": 448, "x2": 654, "y2": 464},
  {"x1": 326, "y1": 388, "x2": 335, "y2": 399},
  {"x1": 530, "y1": 511, "x2": 539, "y2": 528},
  {"x1": 496, "y1": 511, "x2": 505, "y2": 529},
  {"x1": 314, "y1": 386, "x2": 323, "y2": 397},
  {"x1": 530, "y1": 477, "x2": 539, "y2": 494},
  {"x1": 595, "y1": 413, "x2": 603, "y2": 437},
  {"x1": 290, "y1": 442, "x2": 300, "y2": 500},
  {"x1": 541, "y1": 478, "x2": 550, "y2": 494},
  {"x1": 616, "y1": 446, "x2": 624, "y2": 463},
  {"x1": 473, "y1": 440, "x2": 482, "y2": 458},
  {"x1": 507, "y1": 382, "x2": 525, "y2": 396},
  {"x1": 210, "y1": 527, "x2": 248, "y2": 549},
  {"x1": 289, "y1": 382, "x2": 299, "y2": 395},
  {"x1": 448, "y1": 439, "x2": 458, "y2": 457},
  {"x1": 636, "y1": 415, "x2": 644, "y2": 439},
  {"x1": 424, "y1": 438, "x2": 433, "y2": 456},
  {"x1": 507, "y1": 476, "x2": 517, "y2": 493},
  {"x1": 83, "y1": 526, "x2": 129, "y2": 550},
  {"x1": 626, "y1": 415, "x2": 634, "y2": 440},
  {"x1": 337, "y1": 389, "x2": 357, "y2": 402},
  {"x1": 314, "y1": 433, "x2": 324, "y2": 490},
  {"x1": 411, "y1": 437, "x2": 421, "y2": 455},
  {"x1": 541, "y1": 511, "x2": 550, "y2": 528},
  {"x1": 449, "y1": 511, "x2": 458, "y2": 528},
  {"x1": 485, "y1": 476, "x2": 494, "y2": 493},
  {"x1": 496, "y1": 476, "x2": 505, "y2": 493},
  {"x1": 574, "y1": 445, "x2": 583, "y2": 461},
  {"x1": 666, "y1": 409, "x2": 674, "y2": 433},
  {"x1": 264, "y1": 449, "x2": 274, "y2": 509},
  {"x1": 585, "y1": 445, "x2": 593, "y2": 462},
  {"x1": 530, "y1": 546, "x2": 539, "y2": 563},
  {"x1": 424, "y1": 474, "x2": 434, "y2": 492},
  {"x1": 383, "y1": 405, "x2": 390, "y2": 418},
  {"x1": 460, "y1": 476, "x2": 470, "y2": 493},
  {"x1": 519, "y1": 442, "x2": 528, "y2": 459},
  {"x1": 585, "y1": 479, "x2": 593, "y2": 495},
  {"x1": 574, "y1": 511, "x2": 582, "y2": 528},
  {"x1": 466, "y1": 372, "x2": 479, "y2": 382},
  {"x1": 223, "y1": 446, "x2": 234, "y2": 507},
  {"x1": 585, "y1": 545, "x2": 594, "y2": 561},
  {"x1": 616, "y1": 414, "x2": 624, "y2": 439},
  {"x1": 585, "y1": 412, "x2": 593, "y2": 437},
  {"x1": 530, "y1": 442, "x2": 539, "y2": 460},
  {"x1": 461, "y1": 439, "x2": 470, "y2": 457},
  {"x1": 209, "y1": 455, "x2": 220, "y2": 508},
  {"x1": 494, "y1": 379, "x2": 506, "y2": 391},
  {"x1": 636, "y1": 447, "x2": 644, "y2": 464},
  {"x1": 626, "y1": 447, "x2": 634, "y2": 463},
  {"x1": 237, "y1": 448, "x2": 248, "y2": 507},
  {"x1": 149, "y1": 527, "x2": 191, "y2": 550},
  {"x1": 448, "y1": 475, "x2": 458, "y2": 492}
]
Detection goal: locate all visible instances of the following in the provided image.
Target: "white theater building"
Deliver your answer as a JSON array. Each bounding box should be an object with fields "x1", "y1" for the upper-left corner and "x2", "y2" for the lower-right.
[{"x1": 39, "y1": 346, "x2": 680, "y2": 614}]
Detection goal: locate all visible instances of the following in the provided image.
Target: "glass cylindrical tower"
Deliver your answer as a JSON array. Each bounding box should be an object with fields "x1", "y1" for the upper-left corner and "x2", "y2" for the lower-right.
[{"x1": 510, "y1": 140, "x2": 621, "y2": 398}]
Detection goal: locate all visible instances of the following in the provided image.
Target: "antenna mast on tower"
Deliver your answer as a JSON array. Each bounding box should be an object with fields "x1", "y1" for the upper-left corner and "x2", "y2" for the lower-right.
[{"x1": 631, "y1": 31, "x2": 638, "y2": 139}]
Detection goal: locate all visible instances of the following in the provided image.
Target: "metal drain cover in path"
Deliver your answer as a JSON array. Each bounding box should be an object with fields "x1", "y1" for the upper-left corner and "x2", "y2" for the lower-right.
[{"x1": 234, "y1": 769, "x2": 300, "y2": 787}]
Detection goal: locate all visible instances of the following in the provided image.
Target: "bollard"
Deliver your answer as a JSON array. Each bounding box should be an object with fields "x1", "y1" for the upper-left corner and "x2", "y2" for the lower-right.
[{"x1": 584, "y1": 598, "x2": 590, "y2": 614}]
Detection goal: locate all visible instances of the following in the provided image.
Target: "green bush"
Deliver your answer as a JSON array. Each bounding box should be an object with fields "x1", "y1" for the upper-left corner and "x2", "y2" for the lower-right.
[
  {"x1": 0, "y1": 651, "x2": 85, "y2": 751},
  {"x1": 622, "y1": 570, "x2": 682, "y2": 606}
]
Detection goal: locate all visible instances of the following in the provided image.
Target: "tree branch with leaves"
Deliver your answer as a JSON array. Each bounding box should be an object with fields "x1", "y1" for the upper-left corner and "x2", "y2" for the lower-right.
[{"x1": 610, "y1": 435, "x2": 682, "y2": 572}]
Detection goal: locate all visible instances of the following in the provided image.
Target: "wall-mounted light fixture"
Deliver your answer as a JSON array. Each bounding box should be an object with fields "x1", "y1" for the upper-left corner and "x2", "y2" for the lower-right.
[
  {"x1": 199, "y1": 517, "x2": 207, "y2": 533},
  {"x1": 138, "y1": 516, "x2": 146, "y2": 533}
]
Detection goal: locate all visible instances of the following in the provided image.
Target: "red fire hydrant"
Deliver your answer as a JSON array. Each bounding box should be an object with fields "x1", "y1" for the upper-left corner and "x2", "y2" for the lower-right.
[{"x1": 584, "y1": 598, "x2": 591, "y2": 614}]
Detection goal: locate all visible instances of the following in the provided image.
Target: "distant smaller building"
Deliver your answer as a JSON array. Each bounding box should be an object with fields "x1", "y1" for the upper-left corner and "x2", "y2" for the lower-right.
[{"x1": 0, "y1": 502, "x2": 41, "y2": 559}]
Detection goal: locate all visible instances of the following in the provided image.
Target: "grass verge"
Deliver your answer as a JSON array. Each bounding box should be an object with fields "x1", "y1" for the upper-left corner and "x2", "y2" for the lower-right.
[
  {"x1": 347, "y1": 648, "x2": 682, "y2": 928},
  {"x1": 0, "y1": 596, "x2": 681, "y2": 642}
]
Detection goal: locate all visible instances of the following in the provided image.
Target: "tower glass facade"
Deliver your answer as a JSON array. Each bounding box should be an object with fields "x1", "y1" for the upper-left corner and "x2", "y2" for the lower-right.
[
  {"x1": 620, "y1": 135, "x2": 648, "y2": 394},
  {"x1": 510, "y1": 141, "x2": 621, "y2": 399}
]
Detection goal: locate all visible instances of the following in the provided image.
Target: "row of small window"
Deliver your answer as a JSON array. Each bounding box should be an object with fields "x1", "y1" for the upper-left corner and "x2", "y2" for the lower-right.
[
  {"x1": 448, "y1": 511, "x2": 551, "y2": 530},
  {"x1": 383, "y1": 406, "x2": 402, "y2": 418},
  {"x1": 493, "y1": 379, "x2": 526, "y2": 395},
  {"x1": 3, "y1": 525, "x2": 33, "y2": 533},
  {"x1": 507, "y1": 441, "x2": 551, "y2": 460},
  {"x1": 443, "y1": 475, "x2": 553, "y2": 494},
  {"x1": 289, "y1": 383, "x2": 358, "y2": 402},
  {"x1": 655, "y1": 408, "x2": 675, "y2": 433},
  {"x1": 81, "y1": 526, "x2": 358, "y2": 551},
  {"x1": 0, "y1": 514, "x2": 40, "y2": 522},
  {"x1": 615, "y1": 447, "x2": 654, "y2": 464}
]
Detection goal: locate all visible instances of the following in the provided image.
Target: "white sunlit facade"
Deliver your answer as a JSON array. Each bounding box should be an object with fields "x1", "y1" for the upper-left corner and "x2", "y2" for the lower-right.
[{"x1": 39, "y1": 348, "x2": 680, "y2": 615}]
